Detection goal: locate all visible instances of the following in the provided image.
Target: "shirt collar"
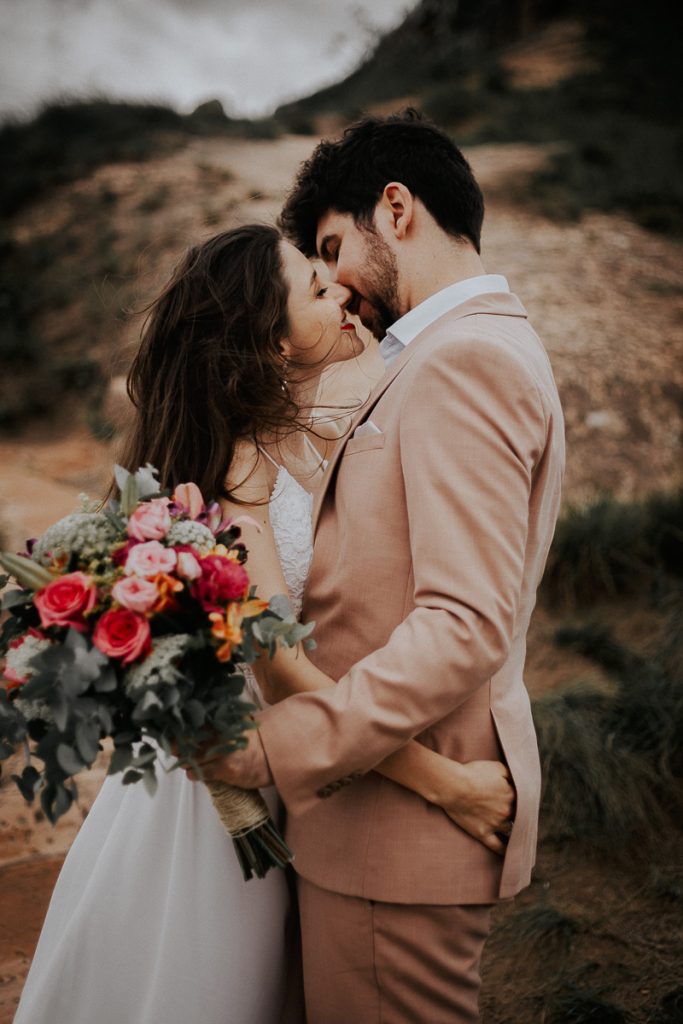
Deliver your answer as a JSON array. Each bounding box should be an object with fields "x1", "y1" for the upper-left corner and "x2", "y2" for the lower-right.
[{"x1": 386, "y1": 274, "x2": 510, "y2": 349}]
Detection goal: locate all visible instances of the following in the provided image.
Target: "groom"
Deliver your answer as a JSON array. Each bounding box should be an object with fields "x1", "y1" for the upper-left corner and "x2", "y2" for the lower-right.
[{"x1": 210, "y1": 110, "x2": 564, "y2": 1021}]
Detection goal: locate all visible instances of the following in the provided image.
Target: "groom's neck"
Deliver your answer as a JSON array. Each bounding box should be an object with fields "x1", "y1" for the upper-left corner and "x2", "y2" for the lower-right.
[{"x1": 400, "y1": 237, "x2": 487, "y2": 313}]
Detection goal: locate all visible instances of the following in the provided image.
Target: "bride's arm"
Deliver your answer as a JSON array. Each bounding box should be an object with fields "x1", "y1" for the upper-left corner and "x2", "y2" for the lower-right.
[
  {"x1": 222, "y1": 449, "x2": 514, "y2": 855},
  {"x1": 258, "y1": 644, "x2": 514, "y2": 855}
]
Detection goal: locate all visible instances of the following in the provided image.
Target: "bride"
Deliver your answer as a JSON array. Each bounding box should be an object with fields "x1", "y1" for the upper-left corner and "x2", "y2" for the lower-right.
[{"x1": 14, "y1": 224, "x2": 514, "y2": 1024}]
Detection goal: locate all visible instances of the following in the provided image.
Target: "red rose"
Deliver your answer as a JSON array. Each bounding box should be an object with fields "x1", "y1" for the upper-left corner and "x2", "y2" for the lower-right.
[
  {"x1": 93, "y1": 609, "x2": 152, "y2": 664},
  {"x1": 193, "y1": 555, "x2": 249, "y2": 613},
  {"x1": 34, "y1": 572, "x2": 98, "y2": 633}
]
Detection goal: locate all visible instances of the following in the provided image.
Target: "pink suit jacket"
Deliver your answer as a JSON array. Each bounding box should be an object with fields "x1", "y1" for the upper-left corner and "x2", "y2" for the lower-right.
[{"x1": 258, "y1": 292, "x2": 565, "y2": 904}]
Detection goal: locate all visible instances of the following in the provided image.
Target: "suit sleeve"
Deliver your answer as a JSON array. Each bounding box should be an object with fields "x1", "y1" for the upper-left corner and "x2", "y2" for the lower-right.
[{"x1": 257, "y1": 325, "x2": 548, "y2": 815}]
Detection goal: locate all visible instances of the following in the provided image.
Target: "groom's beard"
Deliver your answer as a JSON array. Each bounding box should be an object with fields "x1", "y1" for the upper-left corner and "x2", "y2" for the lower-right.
[{"x1": 355, "y1": 232, "x2": 401, "y2": 340}]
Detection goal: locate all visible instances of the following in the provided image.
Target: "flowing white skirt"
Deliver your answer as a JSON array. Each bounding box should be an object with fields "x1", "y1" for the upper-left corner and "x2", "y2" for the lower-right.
[{"x1": 14, "y1": 764, "x2": 289, "y2": 1024}]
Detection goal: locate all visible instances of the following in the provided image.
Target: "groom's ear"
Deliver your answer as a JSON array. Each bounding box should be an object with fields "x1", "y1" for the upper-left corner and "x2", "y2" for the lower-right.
[{"x1": 380, "y1": 182, "x2": 414, "y2": 240}]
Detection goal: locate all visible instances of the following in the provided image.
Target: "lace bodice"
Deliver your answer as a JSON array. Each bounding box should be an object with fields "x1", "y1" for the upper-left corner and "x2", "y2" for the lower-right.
[
  {"x1": 268, "y1": 466, "x2": 314, "y2": 619},
  {"x1": 242, "y1": 465, "x2": 314, "y2": 706}
]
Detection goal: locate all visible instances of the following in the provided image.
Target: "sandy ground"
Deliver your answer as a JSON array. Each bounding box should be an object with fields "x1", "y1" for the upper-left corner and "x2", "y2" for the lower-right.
[{"x1": 1, "y1": 132, "x2": 682, "y2": 1021}]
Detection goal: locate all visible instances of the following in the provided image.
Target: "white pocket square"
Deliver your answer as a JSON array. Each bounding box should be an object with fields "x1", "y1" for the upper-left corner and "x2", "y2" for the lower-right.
[{"x1": 352, "y1": 420, "x2": 382, "y2": 439}]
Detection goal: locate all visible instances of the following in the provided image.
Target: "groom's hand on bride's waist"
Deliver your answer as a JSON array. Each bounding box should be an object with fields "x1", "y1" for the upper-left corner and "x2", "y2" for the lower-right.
[{"x1": 184, "y1": 729, "x2": 273, "y2": 790}]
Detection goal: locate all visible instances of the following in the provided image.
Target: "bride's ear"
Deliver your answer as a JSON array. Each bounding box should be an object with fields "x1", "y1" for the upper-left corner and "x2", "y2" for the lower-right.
[{"x1": 278, "y1": 338, "x2": 294, "y2": 360}]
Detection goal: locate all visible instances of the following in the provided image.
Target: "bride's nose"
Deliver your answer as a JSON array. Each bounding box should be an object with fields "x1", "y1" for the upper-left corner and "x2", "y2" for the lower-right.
[{"x1": 330, "y1": 282, "x2": 353, "y2": 309}]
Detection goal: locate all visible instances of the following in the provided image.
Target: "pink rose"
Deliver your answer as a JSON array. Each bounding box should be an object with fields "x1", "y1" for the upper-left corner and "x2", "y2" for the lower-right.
[
  {"x1": 172, "y1": 482, "x2": 205, "y2": 520},
  {"x1": 93, "y1": 609, "x2": 151, "y2": 664},
  {"x1": 127, "y1": 498, "x2": 171, "y2": 542},
  {"x1": 193, "y1": 554, "x2": 249, "y2": 613},
  {"x1": 111, "y1": 576, "x2": 159, "y2": 613},
  {"x1": 176, "y1": 551, "x2": 202, "y2": 581},
  {"x1": 125, "y1": 541, "x2": 177, "y2": 578},
  {"x1": 34, "y1": 572, "x2": 98, "y2": 633}
]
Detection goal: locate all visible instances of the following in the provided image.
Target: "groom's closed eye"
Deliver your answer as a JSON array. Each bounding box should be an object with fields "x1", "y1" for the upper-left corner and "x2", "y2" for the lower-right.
[{"x1": 319, "y1": 235, "x2": 339, "y2": 264}]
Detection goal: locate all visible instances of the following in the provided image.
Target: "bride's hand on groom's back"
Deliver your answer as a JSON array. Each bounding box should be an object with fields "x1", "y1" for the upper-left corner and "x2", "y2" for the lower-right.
[{"x1": 437, "y1": 760, "x2": 516, "y2": 856}]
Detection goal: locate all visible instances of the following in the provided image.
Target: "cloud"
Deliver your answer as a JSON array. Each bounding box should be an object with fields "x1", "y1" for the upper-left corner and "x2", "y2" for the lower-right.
[{"x1": 0, "y1": 0, "x2": 411, "y2": 121}]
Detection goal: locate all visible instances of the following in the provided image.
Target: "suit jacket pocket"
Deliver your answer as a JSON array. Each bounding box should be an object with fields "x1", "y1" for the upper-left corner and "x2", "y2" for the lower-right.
[{"x1": 344, "y1": 433, "x2": 386, "y2": 456}]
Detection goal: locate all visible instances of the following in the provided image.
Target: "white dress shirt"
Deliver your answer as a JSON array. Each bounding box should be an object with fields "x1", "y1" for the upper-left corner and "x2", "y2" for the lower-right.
[{"x1": 379, "y1": 274, "x2": 510, "y2": 368}]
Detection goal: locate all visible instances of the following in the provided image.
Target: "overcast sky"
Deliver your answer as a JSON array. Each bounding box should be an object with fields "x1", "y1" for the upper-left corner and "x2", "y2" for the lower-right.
[{"x1": 0, "y1": 0, "x2": 412, "y2": 123}]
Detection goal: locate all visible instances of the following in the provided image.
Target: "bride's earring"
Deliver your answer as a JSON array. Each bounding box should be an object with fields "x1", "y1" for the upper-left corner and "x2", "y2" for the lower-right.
[{"x1": 279, "y1": 355, "x2": 289, "y2": 392}]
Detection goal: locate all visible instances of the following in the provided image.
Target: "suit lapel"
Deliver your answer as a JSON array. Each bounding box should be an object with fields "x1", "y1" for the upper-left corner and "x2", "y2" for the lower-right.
[{"x1": 311, "y1": 292, "x2": 529, "y2": 534}]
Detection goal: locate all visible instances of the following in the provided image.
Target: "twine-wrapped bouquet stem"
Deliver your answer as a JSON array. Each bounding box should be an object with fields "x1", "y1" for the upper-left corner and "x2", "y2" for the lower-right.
[{"x1": 205, "y1": 780, "x2": 293, "y2": 881}]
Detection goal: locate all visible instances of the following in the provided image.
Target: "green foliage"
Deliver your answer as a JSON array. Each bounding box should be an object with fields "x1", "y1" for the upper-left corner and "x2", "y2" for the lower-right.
[
  {"x1": 0, "y1": 99, "x2": 280, "y2": 218},
  {"x1": 543, "y1": 983, "x2": 628, "y2": 1024},
  {"x1": 541, "y1": 489, "x2": 683, "y2": 609},
  {"x1": 498, "y1": 903, "x2": 579, "y2": 959},
  {"x1": 533, "y1": 591, "x2": 683, "y2": 857},
  {"x1": 277, "y1": 0, "x2": 683, "y2": 233},
  {"x1": 655, "y1": 987, "x2": 683, "y2": 1024}
]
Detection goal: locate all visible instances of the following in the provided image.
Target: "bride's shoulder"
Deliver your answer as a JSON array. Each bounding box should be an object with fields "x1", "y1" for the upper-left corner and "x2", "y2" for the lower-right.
[{"x1": 224, "y1": 441, "x2": 276, "y2": 510}]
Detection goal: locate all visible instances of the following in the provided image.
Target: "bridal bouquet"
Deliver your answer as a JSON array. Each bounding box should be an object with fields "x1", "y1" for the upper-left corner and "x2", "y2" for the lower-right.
[{"x1": 0, "y1": 464, "x2": 313, "y2": 880}]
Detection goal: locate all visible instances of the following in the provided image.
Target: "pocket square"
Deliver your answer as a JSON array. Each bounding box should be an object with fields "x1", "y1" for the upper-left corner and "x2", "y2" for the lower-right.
[{"x1": 352, "y1": 420, "x2": 382, "y2": 439}]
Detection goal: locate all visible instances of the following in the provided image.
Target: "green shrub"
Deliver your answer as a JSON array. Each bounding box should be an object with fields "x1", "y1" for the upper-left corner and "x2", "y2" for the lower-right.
[
  {"x1": 541, "y1": 490, "x2": 683, "y2": 609},
  {"x1": 0, "y1": 99, "x2": 279, "y2": 217},
  {"x1": 533, "y1": 592, "x2": 683, "y2": 856}
]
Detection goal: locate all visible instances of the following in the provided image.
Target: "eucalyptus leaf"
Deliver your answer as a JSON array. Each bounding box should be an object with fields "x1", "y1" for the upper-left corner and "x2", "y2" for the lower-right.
[
  {"x1": 75, "y1": 720, "x2": 100, "y2": 763},
  {"x1": 0, "y1": 573, "x2": 9, "y2": 588},
  {"x1": 141, "y1": 768, "x2": 158, "y2": 797},
  {"x1": 40, "y1": 783, "x2": 62, "y2": 823},
  {"x1": 131, "y1": 744, "x2": 157, "y2": 768},
  {"x1": 104, "y1": 506, "x2": 126, "y2": 532},
  {"x1": 50, "y1": 691, "x2": 69, "y2": 733},
  {"x1": 2, "y1": 588, "x2": 33, "y2": 612},
  {"x1": 11, "y1": 764, "x2": 40, "y2": 802},
  {"x1": 114, "y1": 731, "x2": 136, "y2": 746},
  {"x1": 108, "y1": 745, "x2": 133, "y2": 774},
  {"x1": 183, "y1": 699, "x2": 206, "y2": 729},
  {"x1": 57, "y1": 743, "x2": 85, "y2": 776},
  {"x1": 268, "y1": 594, "x2": 293, "y2": 619},
  {"x1": 93, "y1": 667, "x2": 117, "y2": 693},
  {"x1": 97, "y1": 704, "x2": 113, "y2": 734},
  {"x1": 0, "y1": 614, "x2": 26, "y2": 650},
  {"x1": 54, "y1": 782, "x2": 74, "y2": 819}
]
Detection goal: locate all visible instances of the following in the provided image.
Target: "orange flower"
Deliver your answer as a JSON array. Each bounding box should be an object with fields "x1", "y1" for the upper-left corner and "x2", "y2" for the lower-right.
[
  {"x1": 209, "y1": 603, "x2": 244, "y2": 662},
  {"x1": 151, "y1": 572, "x2": 184, "y2": 614},
  {"x1": 207, "y1": 543, "x2": 241, "y2": 561},
  {"x1": 241, "y1": 598, "x2": 269, "y2": 618}
]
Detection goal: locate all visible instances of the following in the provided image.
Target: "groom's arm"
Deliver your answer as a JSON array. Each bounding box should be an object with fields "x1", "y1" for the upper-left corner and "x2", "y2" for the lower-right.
[{"x1": 250, "y1": 330, "x2": 550, "y2": 809}]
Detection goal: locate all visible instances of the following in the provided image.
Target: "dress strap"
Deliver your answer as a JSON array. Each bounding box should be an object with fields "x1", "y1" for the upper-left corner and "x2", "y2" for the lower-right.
[
  {"x1": 257, "y1": 445, "x2": 282, "y2": 470},
  {"x1": 303, "y1": 432, "x2": 329, "y2": 470}
]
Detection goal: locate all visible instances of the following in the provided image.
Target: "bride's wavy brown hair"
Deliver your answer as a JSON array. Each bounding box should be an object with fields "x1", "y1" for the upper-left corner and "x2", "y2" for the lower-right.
[{"x1": 116, "y1": 224, "x2": 298, "y2": 502}]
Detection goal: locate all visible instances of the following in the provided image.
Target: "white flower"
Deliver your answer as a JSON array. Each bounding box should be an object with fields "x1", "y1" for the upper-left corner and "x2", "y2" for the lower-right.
[
  {"x1": 165, "y1": 520, "x2": 215, "y2": 554},
  {"x1": 32, "y1": 513, "x2": 118, "y2": 566},
  {"x1": 5, "y1": 633, "x2": 52, "y2": 681},
  {"x1": 124, "y1": 634, "x2": 193, "y2": 694},
  {"x1": 14, "y1": 697, "x2": 54, "y2": 724}
]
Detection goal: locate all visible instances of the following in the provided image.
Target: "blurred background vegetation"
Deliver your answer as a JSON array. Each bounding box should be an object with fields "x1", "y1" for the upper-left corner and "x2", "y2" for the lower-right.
[{"x1": 0, "y1": 0, "x2": 681, "y2": 1021}]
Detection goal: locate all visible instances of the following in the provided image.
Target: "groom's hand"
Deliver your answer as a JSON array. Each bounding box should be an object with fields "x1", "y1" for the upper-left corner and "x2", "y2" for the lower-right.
[{"x1": 185, "y1": 728, "x2": 273, "y2": 789}]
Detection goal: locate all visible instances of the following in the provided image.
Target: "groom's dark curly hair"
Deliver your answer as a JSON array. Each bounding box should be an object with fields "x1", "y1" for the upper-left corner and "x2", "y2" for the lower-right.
[{"x1": 279, "y1": 109, "x2": 485, "y2": 255}]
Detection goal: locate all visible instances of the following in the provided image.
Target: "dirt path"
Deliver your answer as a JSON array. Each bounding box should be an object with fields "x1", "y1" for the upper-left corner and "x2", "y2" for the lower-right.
[{"x1": 1, "y1": 132, "x2": 681, "y2": 1021}]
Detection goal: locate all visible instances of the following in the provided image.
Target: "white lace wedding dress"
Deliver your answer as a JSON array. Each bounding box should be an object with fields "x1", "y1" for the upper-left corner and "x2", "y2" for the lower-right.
[{"x1": 14, "y1": 463, "x2": 314, "y2": 1024}]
